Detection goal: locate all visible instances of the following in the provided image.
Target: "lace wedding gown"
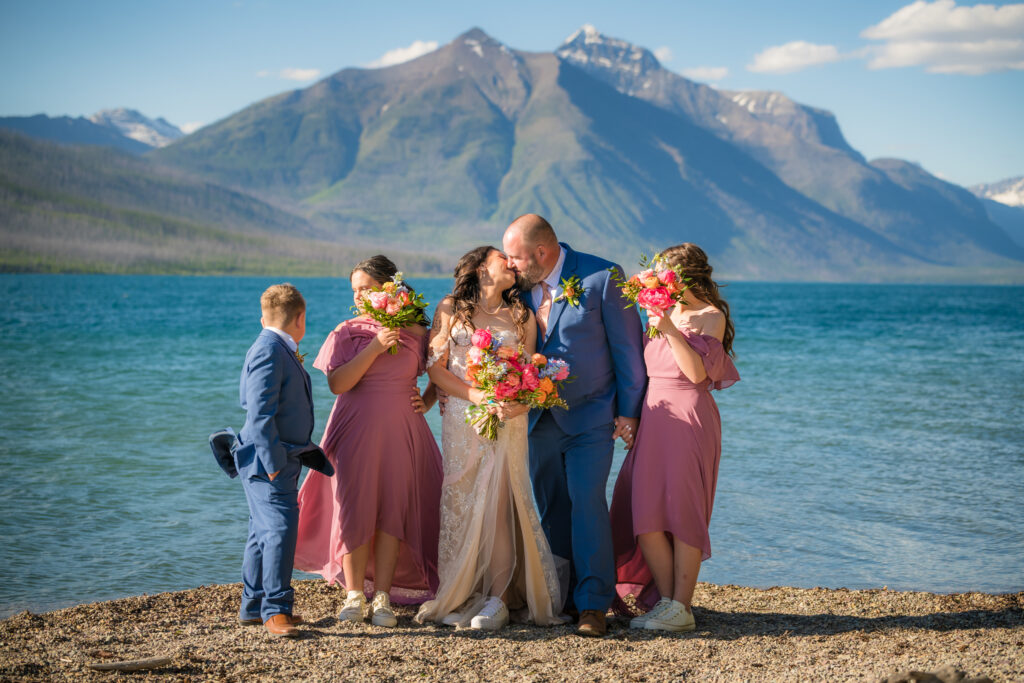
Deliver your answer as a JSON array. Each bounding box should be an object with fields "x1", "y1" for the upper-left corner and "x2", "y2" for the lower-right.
[{"x1": 416, "y1": 320, "x2": 565, "y2": 627}]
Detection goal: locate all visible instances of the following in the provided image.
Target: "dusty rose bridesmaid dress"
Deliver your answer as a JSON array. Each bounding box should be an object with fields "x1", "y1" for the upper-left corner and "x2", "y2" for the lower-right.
[
  {"x1": 293, "y1": 318, "x2": 443, "y2": 603},
  {"x1": 610, "y1": 323, "x2": 739, "y2": 612}
]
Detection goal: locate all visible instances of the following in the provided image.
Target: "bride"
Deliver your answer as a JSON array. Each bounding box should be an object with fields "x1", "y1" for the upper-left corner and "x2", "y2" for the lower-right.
[{"x1": 416, "y1": 246, "x2": 565, "y2": 630}]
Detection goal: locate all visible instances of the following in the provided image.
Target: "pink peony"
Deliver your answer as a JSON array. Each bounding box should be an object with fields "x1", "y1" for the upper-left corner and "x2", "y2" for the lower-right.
[
  {"x1": 658, "y1": 269, "x2": 677, "y2": 284},
  {"x1": 521, "y1": 364, "x2": 540, "y2": 391},
  {"x1": 495, "y1": 382, "x2": 519, "y2": 401},
  {"x1": 385, "y1": 299, "x2": 402, "y2": 315},
  {"x1": 504, "y1": 372, "x2": 522, "y2": 390},
  {"x1": 637, "y1": 286, "x2": 673, "y2": 313},
  {"x1": 368, "y1": 291, "x2": 389, "y2": 310},
  {"x1": 471, "y1": 328, "x2": 493, "y2": 349},
  {"x1": 467, "y1": 346, "x2": 484, "y2": 365},
  {"x1": 554, "y1": 366, "x2": 570, "y2": 381}
]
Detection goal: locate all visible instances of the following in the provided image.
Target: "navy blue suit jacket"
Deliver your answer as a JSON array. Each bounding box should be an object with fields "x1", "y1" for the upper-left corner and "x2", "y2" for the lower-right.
[
  {"x1": 234, "y1": 329, "x2": 316, "y2": 479},
  {"x1": 526, "y1": 243, "x2": 647, "y2": 436}
]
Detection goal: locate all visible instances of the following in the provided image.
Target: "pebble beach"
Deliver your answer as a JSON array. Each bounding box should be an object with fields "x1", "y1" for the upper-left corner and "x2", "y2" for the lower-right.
[{"x1": 1, "y1": 580, "x2": 1021, "y2": 681}]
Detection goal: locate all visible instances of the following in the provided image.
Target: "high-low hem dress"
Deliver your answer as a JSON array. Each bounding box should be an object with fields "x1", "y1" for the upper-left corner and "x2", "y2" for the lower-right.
[{"x1": 610, "y1": 323, "x2": 739, "y2": 613}]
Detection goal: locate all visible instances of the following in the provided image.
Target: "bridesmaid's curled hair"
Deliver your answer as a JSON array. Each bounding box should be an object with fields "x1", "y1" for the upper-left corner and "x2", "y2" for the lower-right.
[
  {"x1": 659, "y1": 243, "x2": 735, "y2": 356},
  {"x1": 351, "y1": 254, "x2": 429, "y2": 326},
  {"x1": 449, "y1": 246, "x2": 529, "y2": 341}
]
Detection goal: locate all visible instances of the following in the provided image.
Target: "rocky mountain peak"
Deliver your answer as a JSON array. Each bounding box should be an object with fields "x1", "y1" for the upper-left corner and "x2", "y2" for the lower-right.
[
  {"x1": 556, "y1": 24, "x2": 661, "y2": 79},
  {"x1": 970, "y1": 176, "x2": 1024, "y2": 207},
  {"x1": 89, "y1": 108, "x2": 183, "y2": 148}
]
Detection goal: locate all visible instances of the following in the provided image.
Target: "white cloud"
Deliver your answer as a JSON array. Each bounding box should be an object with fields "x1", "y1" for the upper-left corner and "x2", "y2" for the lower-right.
[
  {"x1": 180, "y1": 121, "x2": 204, "y2": 134},
  {"x1": 747, "y1": 41, "x2": 843, "y2": 74},
  {"x1": 681, "y1": 66, "x2": 729, "y2": 81},
  {"x1": 255, "y1": 68, "x2": 321, "y2": 81},
  {"x1": 280, "y1": 68, "x2": 321, "y2": 81},
  {"x1": 654, "y1": 46, "x2": 673, "y2": 63},
  {"x1": 862, "y1": 0, "x2": 1024, "y2": 74},
  {"x1": 366, "y1": 40, "x2": 439, "y2": 68}
]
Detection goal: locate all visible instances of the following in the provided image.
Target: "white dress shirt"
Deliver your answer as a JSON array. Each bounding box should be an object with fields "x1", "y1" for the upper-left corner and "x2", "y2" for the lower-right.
[
  {"x1": 531, "y1": 245, "x2": 566, "y2": 309},
  {"x1": 264, "y1": 326, "x2": 297, "y2": 353}
]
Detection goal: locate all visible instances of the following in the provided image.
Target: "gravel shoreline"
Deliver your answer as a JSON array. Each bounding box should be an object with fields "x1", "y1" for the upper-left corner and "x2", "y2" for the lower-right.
[{"x1": 1, "y1": 580, "x2": 1021, "y2": 681}]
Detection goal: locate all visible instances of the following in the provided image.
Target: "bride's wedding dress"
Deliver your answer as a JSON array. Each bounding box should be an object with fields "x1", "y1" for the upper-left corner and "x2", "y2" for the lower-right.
[{"x1": 416, "y1": 320, "x2": 564, "y2": 627}]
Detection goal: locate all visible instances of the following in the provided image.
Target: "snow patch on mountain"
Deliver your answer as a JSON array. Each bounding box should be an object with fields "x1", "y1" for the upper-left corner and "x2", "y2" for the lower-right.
[
  {"x1": 89, "y1": 108, "x2": 183, "y2": 148},
  {"x1": 970, "y1": 176, "x2": 1024, "y2": 207}
]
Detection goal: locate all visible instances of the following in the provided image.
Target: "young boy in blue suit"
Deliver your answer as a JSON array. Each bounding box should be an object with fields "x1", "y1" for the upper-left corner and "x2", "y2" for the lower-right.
[{"x1": 233, "y1": 283, "x2": 317, "y2": 638}]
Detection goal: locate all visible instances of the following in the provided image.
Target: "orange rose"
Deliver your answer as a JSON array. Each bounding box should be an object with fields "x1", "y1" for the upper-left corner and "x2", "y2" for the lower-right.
[
  {"x1": 538, "y1": 377, "x2": 554, "y2": 393},
  {"x1": 533, "y1": 390, "x2": 548, "y2": 404},
  {"x1": 643, "y1": 276, "x2": 661, "y2": 289},
  {"x1": 531, "y1": 353, "x2": 547, "y2": 367},
  {"x1": 383, "y1": 282, "x2": 397, "y2": 294},
  {"x1": 496, "y1": 346, "x2": 518, "y2": 360},
  {"x1": 465, "y1": 364, "x2": 482, "y2": 382}
]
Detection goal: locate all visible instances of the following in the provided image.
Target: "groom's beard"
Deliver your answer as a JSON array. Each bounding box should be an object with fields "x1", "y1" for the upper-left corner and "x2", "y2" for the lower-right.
[{"x1": 517, "y1": 260, "x2": 545, "y2": 289}]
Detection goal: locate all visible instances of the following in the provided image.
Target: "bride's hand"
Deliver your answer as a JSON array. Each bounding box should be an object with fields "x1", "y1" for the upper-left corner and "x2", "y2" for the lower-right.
[
  {"x1": 494, "y1": 401, "x2": 529, "y2": 421},
  {"x1": 468, "y1": 387, "x2": 488, "y2": 405}
]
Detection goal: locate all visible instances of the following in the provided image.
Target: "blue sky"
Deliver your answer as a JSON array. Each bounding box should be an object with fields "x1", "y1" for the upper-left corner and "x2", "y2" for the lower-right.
[{"x1": 1, "y1": 0, "x2": 1021, "y2": 186}]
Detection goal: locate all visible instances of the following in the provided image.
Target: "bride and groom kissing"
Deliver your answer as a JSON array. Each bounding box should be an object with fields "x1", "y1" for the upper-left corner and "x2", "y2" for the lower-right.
[{"x1": 217, "y1": 212, "x2": 738, "y2": 639}]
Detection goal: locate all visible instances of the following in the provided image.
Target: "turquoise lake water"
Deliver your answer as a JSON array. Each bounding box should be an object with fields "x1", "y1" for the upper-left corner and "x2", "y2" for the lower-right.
[{"x1": 1, "y1": 275, "x2": 1022, "y2": 617}]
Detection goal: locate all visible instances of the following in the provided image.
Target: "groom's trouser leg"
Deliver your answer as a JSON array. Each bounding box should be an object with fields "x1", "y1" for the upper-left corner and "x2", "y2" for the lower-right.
[
  {"x1": 563, "y1": 424, "x2": 616, "y2": 612},
  {"x1": 529, "y1": 413, "x2": 574, "y2": 601},
  {"x1": 240, "y1": 458, "x2": 301, "y2": 621}
]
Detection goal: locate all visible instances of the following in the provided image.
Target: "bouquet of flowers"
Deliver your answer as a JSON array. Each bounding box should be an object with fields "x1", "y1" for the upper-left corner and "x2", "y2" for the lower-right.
[
  {"x1": 612, "y1": 254, "x2": 690, "y2": 338},
  {"x1": 352, "y1": 272, "x2": 429, "y2": 354},
  {"x1": 463, "y1": 327, "x2": 571, "y2": 440}
]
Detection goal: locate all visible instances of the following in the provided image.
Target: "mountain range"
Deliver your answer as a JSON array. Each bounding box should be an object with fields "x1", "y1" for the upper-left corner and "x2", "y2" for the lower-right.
[
  {"x1": 2, "y1": 26, "x2": 1023, "y2": 282},
  {"x1": 0, "y1": 108, "x2": 184, "y2": 156}
]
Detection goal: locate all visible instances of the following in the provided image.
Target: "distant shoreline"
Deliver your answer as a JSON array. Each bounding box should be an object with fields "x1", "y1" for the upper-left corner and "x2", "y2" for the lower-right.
[
  {"x1": 3, "y1": 580, "x2": 1021, "y2": 680},
  {"x1": 4, "y1": 271, "x2": 1024, "y2": 286}
]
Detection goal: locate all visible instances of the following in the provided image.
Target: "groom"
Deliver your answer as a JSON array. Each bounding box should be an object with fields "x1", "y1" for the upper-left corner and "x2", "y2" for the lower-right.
[{"x1": 503, "y1": 214, "x2": 646, "y2": 637}]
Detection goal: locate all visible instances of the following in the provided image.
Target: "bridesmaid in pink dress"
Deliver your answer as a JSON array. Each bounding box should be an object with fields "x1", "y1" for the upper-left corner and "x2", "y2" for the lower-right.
[
  {"x1": 294, "y1": 255, "x2": 443, "y2": 628},
  {"x1": 610, "y1": 243, "x2": 739, "y2": 632}
]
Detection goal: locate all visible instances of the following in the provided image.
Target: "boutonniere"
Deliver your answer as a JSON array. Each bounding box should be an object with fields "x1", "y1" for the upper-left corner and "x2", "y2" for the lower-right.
[
  {"x1": 554, "y1": 275, "x2": 583, "y2": 308},
  {"x1": 295, "y1": 350, "x2": 307, "y2": 365}
]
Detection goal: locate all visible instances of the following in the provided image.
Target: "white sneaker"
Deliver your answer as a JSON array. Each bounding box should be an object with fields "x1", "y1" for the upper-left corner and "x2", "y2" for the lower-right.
[
  {"x1": 370, "y1": 591, "x2": 397, "y2": 627},
  {"x1": 469, "y1": 596, "x2": 508, "y2": 631},
  {"x1": 338, "y1": 591, "x2": 366, "y2": 623},
  {"x1": 629, "y1": 597, "x2": 672, "y2": 629},
  {"x1": 643, "y1": 599, "x2": 696, "y2": 632},
  {"x1": 440, "y1": 611, "x2": 464, "y2": 626}
]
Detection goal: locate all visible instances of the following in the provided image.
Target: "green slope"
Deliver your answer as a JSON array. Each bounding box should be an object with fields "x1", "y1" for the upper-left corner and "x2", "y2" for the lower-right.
[{"x1": 0, "y1": 130, "x2": 444, "y2": 275}]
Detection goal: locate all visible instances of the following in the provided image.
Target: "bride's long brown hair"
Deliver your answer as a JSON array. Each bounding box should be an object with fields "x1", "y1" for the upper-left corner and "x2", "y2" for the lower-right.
[
  {"x1": 660, "y1": 243, "x2": 735, "y2": 357},
  {"x1": 449, "y1": 246, "x2": 529, "y2": 341}
]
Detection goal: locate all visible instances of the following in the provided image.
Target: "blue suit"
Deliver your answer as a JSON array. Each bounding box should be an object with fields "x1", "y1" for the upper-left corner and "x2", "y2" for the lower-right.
[
  {"x1": 526, "y1": 243, "x2": 646, "y2": 611},
  {"x1": 234, "y1": 328, "x2": 316, "y2": 622}
]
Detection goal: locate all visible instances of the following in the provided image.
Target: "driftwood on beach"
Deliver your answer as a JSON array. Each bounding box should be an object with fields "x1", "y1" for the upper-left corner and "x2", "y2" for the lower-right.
[{"x1": 1, "y1": 580, "x2": 1021, "y2": 681}]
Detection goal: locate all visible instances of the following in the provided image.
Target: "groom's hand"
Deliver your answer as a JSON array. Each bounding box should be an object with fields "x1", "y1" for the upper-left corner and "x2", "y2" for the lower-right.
[{"x1": 613, "y1": 416, "x2": 639, "y2": 450}]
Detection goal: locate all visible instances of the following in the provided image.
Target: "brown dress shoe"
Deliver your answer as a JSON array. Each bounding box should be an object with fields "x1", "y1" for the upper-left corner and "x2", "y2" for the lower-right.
[
  {"x1": 241, "y1": 613, "x2": 301, "y2": 626},
  {"x1": 264, "y1": 613, "x2": 300, "y2": 638},
  {"x1": 577, "y1": 610, "x2": 607, "y2": 637}
]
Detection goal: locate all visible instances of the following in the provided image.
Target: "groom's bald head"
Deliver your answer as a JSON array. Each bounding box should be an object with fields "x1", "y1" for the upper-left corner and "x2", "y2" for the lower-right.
[
  {"x1": 502, "y1": 214, "x2": 559, "y2": 288},
  {"x1": 507, "y1": 213, "x2": 557, "y2": 250}
]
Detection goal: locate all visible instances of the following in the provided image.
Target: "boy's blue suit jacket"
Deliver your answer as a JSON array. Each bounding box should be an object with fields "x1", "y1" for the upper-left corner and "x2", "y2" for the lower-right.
[{"x1": 234, "y1": 328, "x2": 318, "y2": 479}]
